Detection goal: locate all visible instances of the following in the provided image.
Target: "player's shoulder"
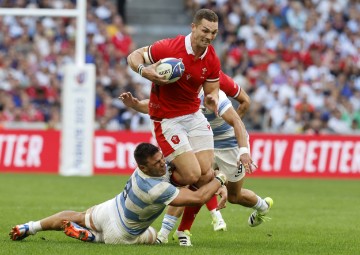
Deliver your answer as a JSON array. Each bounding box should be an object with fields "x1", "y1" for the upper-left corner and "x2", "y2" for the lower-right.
[
  {"x1": 155, "y1": 35, "x2": 185, "y2": 46},
  {"x1": 219, "y1": 90, "x2": 231, "y2": 105},
  {"x1": 148, "y1": 177, "x2": 177, "y2": 202},
  {"x1": 150, "y1": 35, "x2": 186, "y2": 60},
  {"x1": 219, "y1": 90, "x2": 228, "y2": 100},
  {"x1": 206, "y1": 45, "x2": 219, "y2": 58},
  {"x1": 203, "y1": 45, "x2": 220, "y2": 70},
  {"x1": 217, "y1": 90, "x2": 233, "y2": 116}
]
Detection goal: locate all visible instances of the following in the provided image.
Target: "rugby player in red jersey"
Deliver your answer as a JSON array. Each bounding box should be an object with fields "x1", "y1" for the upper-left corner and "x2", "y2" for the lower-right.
[{"x1": 128, "y1": 9, "x2": 221, "y2": 195}]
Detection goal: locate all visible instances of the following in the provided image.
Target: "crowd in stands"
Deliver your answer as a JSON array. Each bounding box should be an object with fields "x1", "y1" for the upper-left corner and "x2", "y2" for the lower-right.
[
  {"x1": 187, "y1": 0, "x2": 360, "y2": 134},
  {"x1": 0, "y1": 0, "x2": 151, "y2": 130},
  {"x1": 0, "y1": 0, "x2": 359, "y2": 134}
]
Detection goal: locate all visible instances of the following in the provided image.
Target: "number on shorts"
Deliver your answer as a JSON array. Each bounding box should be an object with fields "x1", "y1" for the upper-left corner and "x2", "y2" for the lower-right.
[{"x1": 234, "y1": 164, "x2": 243, "y2": 177}]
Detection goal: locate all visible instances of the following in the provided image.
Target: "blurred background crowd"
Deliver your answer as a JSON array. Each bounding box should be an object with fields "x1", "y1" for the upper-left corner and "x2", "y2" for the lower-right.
[{"x1": 0, "y1": 0, "x2": 359, "y2": 134}]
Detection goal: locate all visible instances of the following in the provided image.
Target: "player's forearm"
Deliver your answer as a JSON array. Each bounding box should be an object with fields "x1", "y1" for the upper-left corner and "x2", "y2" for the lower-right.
[
  {"x1": 191, "y1": 178, "x2": 222, "y2": 205},
  {"x1": 203, "y1": 81, "x2": 219, "y2": 98},
  {"x1": 133, "y1": 99, "x2": 150, "y2": 114},
  {"x1": 222, "y1": 108, "x2": 248, "y2": 148},
  {"x1": 233, "y1": 118, "x2": 248, "y2": 148}
]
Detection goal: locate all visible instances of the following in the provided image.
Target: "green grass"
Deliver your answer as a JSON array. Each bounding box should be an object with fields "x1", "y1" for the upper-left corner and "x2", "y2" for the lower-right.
[{"x1": 1, "y1": 173, "x2": 360, "y2": 255}]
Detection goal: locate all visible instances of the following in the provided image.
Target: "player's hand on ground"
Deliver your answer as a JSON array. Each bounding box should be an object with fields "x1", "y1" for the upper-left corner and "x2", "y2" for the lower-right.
[
  {"x1": 118, "y1": 92, "x2": 140, "y2": 108},
  {"x1": 204, "y1": 94, "x2": 219, "y2": 116},
  {"x1": 216, "y1": 186, "x2": 227, "y2": 210},
  {"x1": 238, "y1": 153, "x2": 256, "y2": 174},
  {"x1": 142, "y1": 61, "x2": 169, "y2": 85}
]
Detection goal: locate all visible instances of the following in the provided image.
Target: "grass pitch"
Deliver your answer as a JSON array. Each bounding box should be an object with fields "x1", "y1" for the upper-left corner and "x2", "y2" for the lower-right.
[{"x1": 1, "y1": 173, "x2": 359, "y2": 255}]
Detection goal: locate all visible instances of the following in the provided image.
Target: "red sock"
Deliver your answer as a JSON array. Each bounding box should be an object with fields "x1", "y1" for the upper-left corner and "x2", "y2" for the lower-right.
[
  {"x1": 206, "y1": 194, "x2": 218, "y2": 211},
  {"x1": 178, "y1": 205, "x2": 202, "y2": 231}
]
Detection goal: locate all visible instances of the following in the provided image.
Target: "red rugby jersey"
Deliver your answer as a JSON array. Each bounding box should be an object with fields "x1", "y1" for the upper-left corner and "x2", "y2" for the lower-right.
[
  {"x1": 219, "y1": 71, "x2": 241, "y2": 98},
  {"x1": 148, "y1": 34, "x2": 220, "y2": 119}
]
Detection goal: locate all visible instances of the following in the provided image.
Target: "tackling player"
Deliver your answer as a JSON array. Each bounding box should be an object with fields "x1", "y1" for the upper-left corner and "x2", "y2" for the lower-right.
[
  {"x1": 9, "y1": 143, "x2": 227, "y2": 244},
  {"x1": 119, "y1": 71, "x2": 273, "y2": 246}
]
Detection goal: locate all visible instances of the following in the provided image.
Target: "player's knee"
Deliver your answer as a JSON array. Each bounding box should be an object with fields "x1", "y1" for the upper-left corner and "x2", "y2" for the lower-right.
[
  {"x1": 194, "y1": 168, "x2": 213, "y2": 187},
  {"x1": 185, "y1": 171, "x2": 202, "y2": 185},
  {"x1": 202, "y1": 168, "x2": 214, "y2": 183},
  {"x1": 170, "y1": 169, "x2": 200, "y2": 186},
  {"x1": 148, "y1": 227, "x2": 157, "y2": 244}
]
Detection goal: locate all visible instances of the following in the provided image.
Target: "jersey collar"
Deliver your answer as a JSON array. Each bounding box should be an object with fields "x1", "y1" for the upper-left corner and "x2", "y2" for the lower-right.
[{"x1": 185, "y1": 33, "x2": 208, "y2": 60}]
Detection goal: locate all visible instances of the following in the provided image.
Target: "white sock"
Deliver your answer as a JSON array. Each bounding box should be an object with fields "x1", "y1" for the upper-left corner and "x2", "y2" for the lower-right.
[
  {"x1": 210, "y1": 209, "x2": 223, "y2": 220},
  {"x1": 28, "y1": 221, "x2": 42, "y2": 235},
  {"x1": 158, "y1": 214, "x2": 178, "y2": 238},
  {"x1": 253, "y1": 196, "x2": 269, "y2": 212}
]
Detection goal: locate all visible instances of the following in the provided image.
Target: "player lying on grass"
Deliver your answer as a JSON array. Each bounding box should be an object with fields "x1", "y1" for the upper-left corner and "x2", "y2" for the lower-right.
[
  {"x1": 119, "y1": 83, "x2": 273, "y2": 246},
  {"x1": 9, "y1": 143, "x2": 227, "y2": 244}
]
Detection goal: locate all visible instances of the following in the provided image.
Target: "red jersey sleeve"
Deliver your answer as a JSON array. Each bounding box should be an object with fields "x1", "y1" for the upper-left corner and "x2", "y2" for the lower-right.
[
  {"x1": 148, "y1": 38, "x2": 173, "y2": 64},
  {"x1": 219, "y1": 71, "x2": 241, "y2": 98}
]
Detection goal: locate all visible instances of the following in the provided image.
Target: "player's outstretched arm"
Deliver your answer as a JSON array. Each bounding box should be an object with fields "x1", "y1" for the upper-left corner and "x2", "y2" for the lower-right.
[
  {"x1": 170, "y1": 172, "x2": 227, "y2": 207},
  {"x1": 118, "y1": 92, "x2": 150, "y2": 114},
  {"x1": 221, "y1": 106, "x2": 254, "y2": 173}
]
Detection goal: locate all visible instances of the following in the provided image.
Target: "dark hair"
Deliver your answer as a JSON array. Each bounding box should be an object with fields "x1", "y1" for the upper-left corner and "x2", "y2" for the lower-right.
[
  {"x1": 193, "y1": 9, "x2": 218, "y2": 25},
  {"x1": 134, "y1": 143, "x2": 160, "y2": 166}
]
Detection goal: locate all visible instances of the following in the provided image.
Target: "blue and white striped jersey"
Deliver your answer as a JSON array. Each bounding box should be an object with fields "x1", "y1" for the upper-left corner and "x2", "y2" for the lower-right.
[
  {"x1": 200, "y1": 90, "x2": 238, "y2": 149},
  {"x1": 115, "y1": 167, "x2": 179, "y2": 236}
]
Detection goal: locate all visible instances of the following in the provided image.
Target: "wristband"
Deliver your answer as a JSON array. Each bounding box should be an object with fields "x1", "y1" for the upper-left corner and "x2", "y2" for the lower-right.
[
  {"x1": 238, "y1": 147, "x2": 249, "y2": 158},
  {"x1": 215, "y1": 172, "x2": 227, "y2": 186},
  {"x1": 137, "y1": 64, "x2": 144, "y2": 76}
]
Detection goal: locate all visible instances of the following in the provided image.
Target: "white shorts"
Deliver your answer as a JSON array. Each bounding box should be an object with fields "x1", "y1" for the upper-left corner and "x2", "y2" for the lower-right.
[
  {"x1": 213, "y1": 147, "x2": 245, "y2": 182},
  {"x1": 151, "y1": 110, "x2": 214, "y2": 161},
  {"x1": 88, "y1": 199, "x2": 156, "y2": 244}
]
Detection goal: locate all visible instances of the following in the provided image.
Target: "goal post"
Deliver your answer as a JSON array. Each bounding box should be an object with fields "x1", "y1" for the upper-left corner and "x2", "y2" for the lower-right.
[{"x1": 0, "y1": 1, "x2": 96, "y2": 176}]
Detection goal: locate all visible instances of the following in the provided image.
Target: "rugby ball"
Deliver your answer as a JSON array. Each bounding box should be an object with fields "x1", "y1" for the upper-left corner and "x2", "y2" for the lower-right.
[{"x1": 156, "y1": 58, "x2": 185, "y2": 83}]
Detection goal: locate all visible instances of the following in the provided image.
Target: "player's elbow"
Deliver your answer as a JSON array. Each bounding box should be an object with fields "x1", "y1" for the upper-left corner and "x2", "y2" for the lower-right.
[
  {"x1": 184, "y1": 172, "x2": 202, "y2": 185},
  {"x1": 243, "y1": 99, "x2": 251, "y2": 112},
  {"x1": 241, "y1": 96, "x2": 251, "y2": 112},
  {"x1": 237, "y1": 92, "x2": 251, "y2": 112},
  {"x1": 127, "y1": 54, "x2": 134, "y2": 69}
]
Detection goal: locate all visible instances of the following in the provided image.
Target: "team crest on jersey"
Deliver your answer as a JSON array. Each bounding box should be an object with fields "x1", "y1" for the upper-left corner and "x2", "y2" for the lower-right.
[
  {"x1": 202, "y1": 68, "x2": 207, "y2": 74},
  {"x1": 207, "y1": 124, "x2": 211, "y2": 130},
  {"x1": 171, "y1": 135, "x2": 180, "y2": 144},
  {"x1": 186, "y1": 74, "x2": 191, "y2": 80}
]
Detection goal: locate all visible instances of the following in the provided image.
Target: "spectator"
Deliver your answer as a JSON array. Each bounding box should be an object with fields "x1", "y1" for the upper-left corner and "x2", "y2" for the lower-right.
[{"x1": 0, "y1": 0, "x2": 359, "y2": 134}]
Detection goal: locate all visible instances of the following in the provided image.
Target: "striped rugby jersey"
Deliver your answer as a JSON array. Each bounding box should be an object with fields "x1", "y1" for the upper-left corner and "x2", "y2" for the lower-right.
[
  {"x1": 115, "y1": 167, "x2": 179, "y2": 236},
  {"x1": 200, "y1": 90, "x2": 238, "y2": 149}
]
